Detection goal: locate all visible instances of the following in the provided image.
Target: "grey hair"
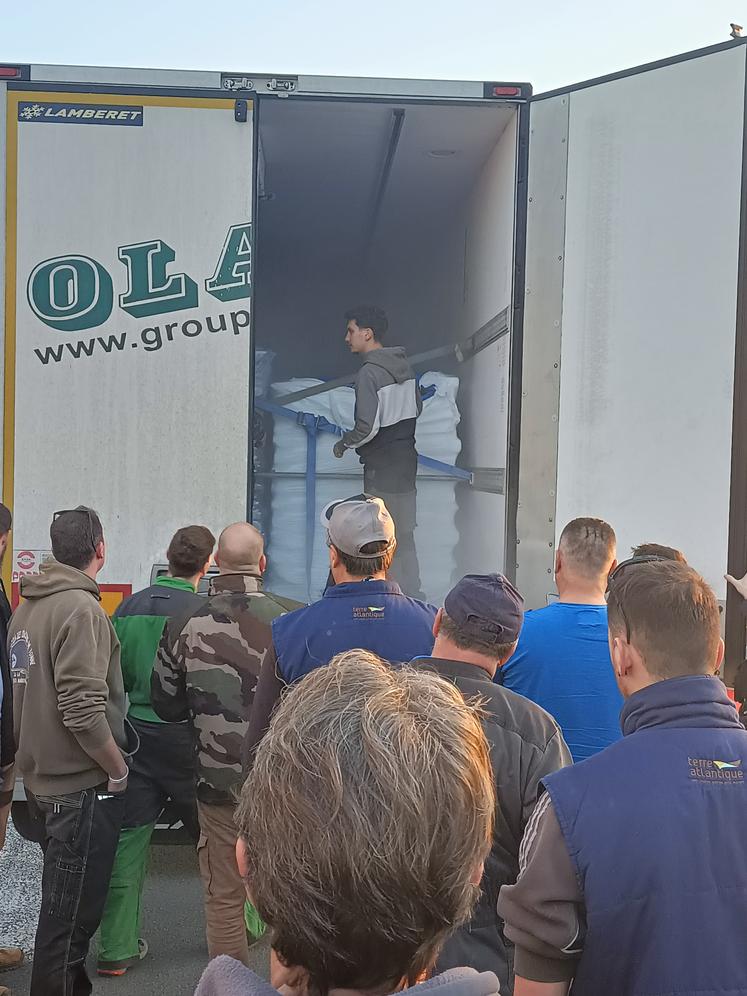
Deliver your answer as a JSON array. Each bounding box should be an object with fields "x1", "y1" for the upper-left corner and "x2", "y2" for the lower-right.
[{"x1": 236, "y1": 649, "x2": 495, "y2": 996}]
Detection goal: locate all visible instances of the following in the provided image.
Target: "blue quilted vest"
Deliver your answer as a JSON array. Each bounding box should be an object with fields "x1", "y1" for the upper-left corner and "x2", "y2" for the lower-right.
[
  {"x1": 272, "y1": 580, "x2": 437, "y2": 685},
  {"x1": 543, "y1": 675, "x2": 747, "y2": 996}
]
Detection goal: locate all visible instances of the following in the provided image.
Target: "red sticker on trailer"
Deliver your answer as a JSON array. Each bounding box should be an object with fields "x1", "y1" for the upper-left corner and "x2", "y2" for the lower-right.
[{"x1": 15, "y1": 550, "x2": 35, "y2": 571}]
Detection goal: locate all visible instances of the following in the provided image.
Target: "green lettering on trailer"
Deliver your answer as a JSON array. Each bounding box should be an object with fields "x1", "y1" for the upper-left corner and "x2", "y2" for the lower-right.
[
  {"x1": 205, "y1": 223, "x2": 252, "y2": 302},
  {"x1": 27, "y1": 255, "x2": 113, "y2": 332},
  {"x1": 118, "y1": 240, "x2": 199, "y2": 319}
]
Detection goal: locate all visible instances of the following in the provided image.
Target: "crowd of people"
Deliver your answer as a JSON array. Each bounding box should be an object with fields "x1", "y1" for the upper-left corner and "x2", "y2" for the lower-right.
[{"x1": 0, "y1": 495, "x2": 746, "y2": 996}]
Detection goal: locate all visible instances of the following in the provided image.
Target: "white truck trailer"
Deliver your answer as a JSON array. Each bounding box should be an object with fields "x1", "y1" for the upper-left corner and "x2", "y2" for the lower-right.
[{"x1": 1, "y1": 37, "x2": 746, "y2": 680}]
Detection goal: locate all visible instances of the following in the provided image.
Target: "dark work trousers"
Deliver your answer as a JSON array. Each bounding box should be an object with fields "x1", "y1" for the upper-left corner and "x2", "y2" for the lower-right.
[
  {"x1": 364, "y1": 463, "x2": 423, "y2": 599},
  {"x1": 124, "y1": 716, "x2": 199, "y2": 838},
  {"x1": 98, "y1": 718, "x2": 198, "y2": 963},
  {"x1": 27, "y1": 785, "x2": 125, "y2": 996}
]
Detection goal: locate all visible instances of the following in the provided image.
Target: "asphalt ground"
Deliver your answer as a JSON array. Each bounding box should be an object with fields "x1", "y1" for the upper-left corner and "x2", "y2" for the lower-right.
[{"x1": 0, "y1": 818, "x2": 270, "y2": 995}]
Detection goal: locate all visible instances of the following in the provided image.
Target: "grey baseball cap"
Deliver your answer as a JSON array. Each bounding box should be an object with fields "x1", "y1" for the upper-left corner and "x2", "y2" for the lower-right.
[{"x1": 320, "y1": 494, "x2": 396, "y2": 558}]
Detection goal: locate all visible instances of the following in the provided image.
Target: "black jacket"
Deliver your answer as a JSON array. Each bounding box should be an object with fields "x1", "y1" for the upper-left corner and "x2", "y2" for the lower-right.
[
  {"x1": 410, "y1": 657, "x2": 571, "y2": 994},
  {"x1": 0, "y1": 579, "x2": 15, "y2": 805}
]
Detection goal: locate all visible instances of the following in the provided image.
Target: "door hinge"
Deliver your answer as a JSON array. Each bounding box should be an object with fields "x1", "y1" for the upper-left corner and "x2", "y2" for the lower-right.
[{"x1": 265, "y1": 77, "x2": 297, "y2": 94}]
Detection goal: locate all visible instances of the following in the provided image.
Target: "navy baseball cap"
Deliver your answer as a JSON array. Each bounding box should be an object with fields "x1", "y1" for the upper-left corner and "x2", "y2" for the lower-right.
[{"x1": 444, "y1": 573, "x2": 524, "y2": 645}]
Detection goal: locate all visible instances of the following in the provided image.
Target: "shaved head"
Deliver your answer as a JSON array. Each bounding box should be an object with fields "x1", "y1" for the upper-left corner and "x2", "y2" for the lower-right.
[
  {"x1": 558, "y1": 517, "x2": 616, "y2": 582},
  {"x1": 217, "y1": 522, "x2": 264, "y2": 573}
]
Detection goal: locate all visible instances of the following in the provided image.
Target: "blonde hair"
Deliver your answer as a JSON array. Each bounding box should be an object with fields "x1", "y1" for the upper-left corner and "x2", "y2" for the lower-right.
[{"x1": 236, "y1": 649, "x2": 495, "y2": 996}]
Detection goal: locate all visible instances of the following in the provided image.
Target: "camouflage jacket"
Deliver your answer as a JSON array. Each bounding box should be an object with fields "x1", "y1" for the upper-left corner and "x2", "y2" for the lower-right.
[{"x1": 151, "y1": 573, "x2": 302, "y2": 804}]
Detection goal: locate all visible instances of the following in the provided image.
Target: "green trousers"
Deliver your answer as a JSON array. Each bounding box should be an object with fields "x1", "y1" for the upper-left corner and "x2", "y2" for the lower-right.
[
  {"x1": 99, "y1": 824, "x2": 265, "y2": 962},
  {"x1": 98, "y1": 823, "x2": 155, "y2": 962}
]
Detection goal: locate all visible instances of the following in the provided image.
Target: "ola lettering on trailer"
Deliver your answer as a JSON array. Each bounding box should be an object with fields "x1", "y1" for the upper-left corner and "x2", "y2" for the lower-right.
[{"x1": 26, "y1": 224, "x2": 252, "y2": 333}]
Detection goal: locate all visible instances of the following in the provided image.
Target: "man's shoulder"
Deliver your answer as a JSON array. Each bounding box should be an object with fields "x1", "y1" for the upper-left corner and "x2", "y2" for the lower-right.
[
  {"x1": 273, "y1": 587, "x2": 434, "y2": 625},
  {"x1": 525, "y1": 601, "x2": 606, "y2": 621},
  {"x1": 259, "y1": 589, "x2": 305, "y2": 616},
  {"x1": 422, "y1": 659, "x2": 562, "y2": 750},
  {"x1": 473, "y1": 678, "x2": 563, "y2": 750},
  {"x1": 21, "y1": 586, "x2": 107, "y2": 621},
  {"x1": 270, "y1": 591, "x2": 355, "y2": 646},
  {"x1": 117, "y1": 583, "x2": 200, "y2": 618},
  {"x1": 521, "y1": 603, "x2": 565, "y2": 628},
  {"x1": 544, "y1": 734, "x2": 628, "y2": 791},
  {"x1": 516, "y1": 602, "x2": 607, "y2": 650},
  {"x1": 271, "y1": 596, "x2": 322, "y2": 630},
  {"x1": 10, "y1": 589, "x2": 112, "y2": 652},
  {"x1": 181, "y1": 588, "x2": 301, "y2": 639}
]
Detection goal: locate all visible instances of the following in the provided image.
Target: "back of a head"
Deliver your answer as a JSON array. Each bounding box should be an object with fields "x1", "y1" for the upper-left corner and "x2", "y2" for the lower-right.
[
  {"x1": 324, "y1": 495, "x2": 396, "y2": 578},
  {"x1": 237, "y1": 650, "x2": 494, "y2": 996},
  {"x1": 631, "y1": 542, "x2": 686, "y2": 564},
  {"x1": 216, "y1": 522, "x2": 263, "y2": 573},
  {"x1": 440, "y1": 573, "x2": 524, "y2": 661},
  {"x1": 559, "y1": 516, "x2": 616, "y2": 581},
  {"x1": 0, "y1": 503, "x2": 12, "y2": 536},
  {"x1": 335, "y1": 539, "x2": 394, "y2": 578},
  {"x1": 166, "y1": 525, "x2": 215, "y2": 578},
  {"x1": 344, "y1": 304, "x2": 388, "y2": 341},
  {"x1": 607, "y1": 560, "x2": 720, "y2": 680},
  {"x1": 50, "y1": 506, "x2": 103, "y2": 570}
]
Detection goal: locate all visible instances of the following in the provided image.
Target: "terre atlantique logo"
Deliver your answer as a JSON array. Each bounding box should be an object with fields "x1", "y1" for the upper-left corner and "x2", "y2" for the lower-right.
[{"x1": 689, "y1": 757, "x2": 744, "y2": 782}]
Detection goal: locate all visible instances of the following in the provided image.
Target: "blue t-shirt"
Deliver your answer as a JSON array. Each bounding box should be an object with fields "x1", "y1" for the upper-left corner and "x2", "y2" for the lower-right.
[{"x1": 498, "y1": 602, "x2": 623, "y2": 762}]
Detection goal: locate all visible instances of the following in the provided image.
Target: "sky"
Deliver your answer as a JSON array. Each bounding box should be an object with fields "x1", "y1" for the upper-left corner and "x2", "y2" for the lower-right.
[{"x1": 2, "y1": 1, "x2": 746, "y2": 93}]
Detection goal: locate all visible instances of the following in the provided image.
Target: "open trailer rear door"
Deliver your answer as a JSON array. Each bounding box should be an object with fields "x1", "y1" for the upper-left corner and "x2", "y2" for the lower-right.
[
  {"x1": 2, "y1": 84, "x2": 256, "y2": 600},
  {"x1": 516, "y1": 40, "x2": 747, "y2": 675}
]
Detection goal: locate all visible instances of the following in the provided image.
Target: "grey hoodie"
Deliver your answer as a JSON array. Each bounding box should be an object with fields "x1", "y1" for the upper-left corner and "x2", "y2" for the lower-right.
[
  {"x1": 194, "y1": 958, "x2": 500, "y2": 996},
  {"x1": 10, "y1": 558, "x2": 127, "y2": 795},
  {"x1": 341, "y1": 346, "x2": 422, "y2": 459}
]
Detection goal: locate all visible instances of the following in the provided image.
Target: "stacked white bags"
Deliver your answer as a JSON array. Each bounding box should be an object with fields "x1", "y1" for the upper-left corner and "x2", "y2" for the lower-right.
[
  {"x1": 264, "y1": 372, "x2": 462, "y2": 604},
  {"x1": 410, "y1": 374, "x2": 462, "y2": 603}
]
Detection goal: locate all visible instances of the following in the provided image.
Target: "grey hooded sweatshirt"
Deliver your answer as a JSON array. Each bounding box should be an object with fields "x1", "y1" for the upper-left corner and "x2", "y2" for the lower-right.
[
  {"x1": 195, "y1": 958, "x2": 500, "y2": 996},
  {"x1": 10, "y1": 558, "x2": 127, "y2": 795},
  {"x1": 341, "y1": 346, "x2": 422, "y2": 474}
]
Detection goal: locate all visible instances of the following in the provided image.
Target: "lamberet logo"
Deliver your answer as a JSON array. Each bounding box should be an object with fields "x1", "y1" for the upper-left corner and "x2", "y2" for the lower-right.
[{"x1": 18, "y1": 101, "x2": 143, "y2": 126}]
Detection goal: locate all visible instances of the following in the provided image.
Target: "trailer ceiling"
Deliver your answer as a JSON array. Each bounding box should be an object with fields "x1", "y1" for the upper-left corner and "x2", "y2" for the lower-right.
[{"x1": 257, "y1": 98, "x2": 516, "y2": 275}]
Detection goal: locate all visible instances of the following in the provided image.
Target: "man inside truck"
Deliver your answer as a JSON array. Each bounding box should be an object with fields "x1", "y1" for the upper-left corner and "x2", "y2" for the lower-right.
[{"x1": 332, "y1": 305, "x2": 423, "y2": 598}]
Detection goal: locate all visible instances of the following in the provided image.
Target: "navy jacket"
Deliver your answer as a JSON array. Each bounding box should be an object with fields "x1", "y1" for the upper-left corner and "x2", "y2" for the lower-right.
[
  {"x1": 272, "y1": 580, "x2": 436, "y2": 684},
  {"x1": 543, "y1": 675, "x2": 747, "y2": 996}
]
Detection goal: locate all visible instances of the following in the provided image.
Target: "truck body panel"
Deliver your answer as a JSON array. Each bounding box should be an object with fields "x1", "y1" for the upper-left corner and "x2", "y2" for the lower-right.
[
  {"x1": 518, "y1": 43, "x2": 746, "y2": 615},
  {"x1": 4, "y1": 88, "x2": 255, "y2": 597}
]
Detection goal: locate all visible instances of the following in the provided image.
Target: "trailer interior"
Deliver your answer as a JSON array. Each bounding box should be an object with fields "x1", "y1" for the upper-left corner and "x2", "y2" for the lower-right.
[{"x1": 254, "y1": 97, "x2": 521, "y2": 603}]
